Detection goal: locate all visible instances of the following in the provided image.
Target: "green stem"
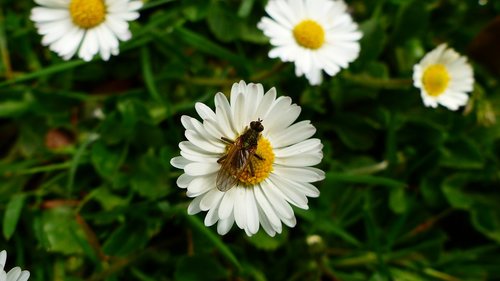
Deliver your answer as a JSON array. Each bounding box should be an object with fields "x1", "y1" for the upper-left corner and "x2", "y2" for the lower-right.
[
  {"x1": 0, "y1": 6, "x2": 12, "y2": 79},
  {"x1": 67, "y1": 134, "x2": 99, "y2": 198},
  {"x1": 16, "y1": 162, "x2": 73, "y2": 175},
  {"x1": 181, "y1": 62, "x2": 287, "y2": 86},
  {"x1": 342, "y1": 72, "x2": 413, "y2": 90},
  {"x1": 140, "y1": 0, "x2": 177, "y2": 11},
  {"x1": 250, "y1": 62, "x2": 286, "y2": 81},
  {"x1": 423, "y1": 268, "x2": 462, "y2": 281}
]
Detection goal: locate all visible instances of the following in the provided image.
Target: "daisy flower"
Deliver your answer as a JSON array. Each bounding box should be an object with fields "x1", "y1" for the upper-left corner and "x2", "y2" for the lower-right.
[
  {"x1": 30, "y1": 0, "x2": 143, "y2": 61},
  {"x1": 0, "y1": 250, "x2": 30, "y2": 281},
  {"x1": 413, "y1": 44, "x2": 474, "y2": 111},
  {"x1": 257, "y1": 0, "x2": 362, "y2": 85},
  {"x1": 171, "y1": 81, "x2": 324, "y2": 237}
]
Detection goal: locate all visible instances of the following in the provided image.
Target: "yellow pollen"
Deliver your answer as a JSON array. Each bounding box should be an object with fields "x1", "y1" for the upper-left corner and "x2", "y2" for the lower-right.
[
  {"x1": 422, "y1": 64, "x2": 451, "y2": 97},
  {"x1": 235, "y1": 137, "x2": 274, "y2": 186},
  {"x1": 293, "y1": 19, "x2": 325, "y2": 50},
  {"x1": 69, "y1": 0, "x2": 106, "y2": 29}
]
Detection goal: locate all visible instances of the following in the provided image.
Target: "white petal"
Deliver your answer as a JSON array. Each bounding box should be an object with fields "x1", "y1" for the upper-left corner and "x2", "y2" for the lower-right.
[
  {"x1": 187, "y1": 174, "x2": 216, "y2": 197},
  {"x1": 0, "y1": 250, "x2": 6, "y2": 271},
  {"x1": 269, "y1": 120, "x2": 317, "y2": 148},
  {"x1": 218, "y1": 189, "x2": 236, "y2": 220},
  {"x1": 176, "y1": 173, "x2": 194, "y2": 188},
  {"x1": 260, "y1": 179, "x2": 294, "y2": 220},
  {"x1": 232, "y1": 92, "x2": 246, "y2": 131},
  {"x1": 273, "y1": 166, "x2": 325, "y2": 183},
  {"x1": 274, "y1": 152, "x2": 323, "y2": 167},
  {"x1": 6, "y1": 267, "x2": 21, "y2": 281},
  {"x1": 254, "y1": 185, "x2": 282, "y2": 229},
  {"x1": 254, "y1": 87, "x2": 277, "y2": 120},
  {"x1": 30, "y1": 7, "x2": 69, "y2": 22},
  {"x1": 78, "y1": 30, "x2": 99, "y2": 61},
  {"x1": 204, "y1": 201, "x2": 221, "y2": 226},
  {"x1": 269, "y1": 174, "x2": 308, "y2": 209},
  {"x1": 257, "y1": 206, "x2": 277, "y2": 237},
  {"x1": 187, "y1": 195, "x2": 203, "y2": 215},
  {"x1": 185, "y1": 130, "x2": 224, "y2": 154},
  {"x1": 199, "y1": 189, "x2": 224, "y2": 211},
  {"x1": 274, "y1": 138, "x2": 323, "y2": 157},
  {"x1": 215, "y1": 93, "x2": 238, "y2": 139},
  {"x1": 244, "y1": 188, "x2": 260, "y2": 235},
  {"x1": 233, "y1": 188, "x2": 247, "y2": 229},
  {"x1": 18, "y1": 271, "x2": 30, "y2": 281},
  {"x1": 195, "y1": 102, "x2": 216, "y2": 121},
  {"x1": 184, "y1": 162, "x2": 219, "y2": 177},
  {"x1": 170, "y1": 156, "x2": 190, "y2": 169},
  {"x1": 217, "y1": 214, "x2": 235, "y2": 235},
  {"x1": 35, "y1": 0, "x2": 69, "y2": 8}
]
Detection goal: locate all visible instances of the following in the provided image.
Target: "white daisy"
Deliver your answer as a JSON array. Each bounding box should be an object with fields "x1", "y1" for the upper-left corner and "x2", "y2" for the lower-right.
[
  {"x1": 171, "y1": 81, "x2": 324, "y2": 237},
  {"x1": 30, "y1": 0, "x2": 143, "y2": 61},
  {"x1": 413, "y1": 44, "x2": 474, "y2": 111},
  {"x1": 257, "y1": 0, "x2": 362, "y2": 85},
  {"x1": 0, "y1": 250, "x2": 30, "y2": 281}
]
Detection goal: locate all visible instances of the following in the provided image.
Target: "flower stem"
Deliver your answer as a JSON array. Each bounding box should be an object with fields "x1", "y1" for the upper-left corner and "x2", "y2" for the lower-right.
[
  {"x1": 0, "y1": 6, "x2": 12, "y2": 79},
  {"x1": 342, "y1": 72, "x2": 413, "y2": 90}
]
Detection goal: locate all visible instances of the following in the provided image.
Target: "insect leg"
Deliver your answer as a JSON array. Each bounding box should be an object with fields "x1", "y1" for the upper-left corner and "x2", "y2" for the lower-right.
[
  {"x1": 221, "y1": 137, "x2": 234, "y2": 144},
  {"x1": 254, "y1": 154, "x2": 264, "y2": 161},
  {"x1": 217, "y1": 154, "x2": 227, "y2": 163},
  {"x1": 248, "y1": 160, "x2": 255, "y2": 176}
]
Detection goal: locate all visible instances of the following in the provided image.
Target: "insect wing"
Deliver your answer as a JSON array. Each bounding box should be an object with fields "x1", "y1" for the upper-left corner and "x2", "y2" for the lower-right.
[{"x1": 216, "y1": 140, "x2": 252, "y2": 192}]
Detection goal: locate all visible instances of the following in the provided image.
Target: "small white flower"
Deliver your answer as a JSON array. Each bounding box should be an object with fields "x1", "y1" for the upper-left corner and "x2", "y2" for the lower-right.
[
  {"x1": 171, "y1": 81, "x2": 324, "y2": 237},
  {"x1": 257, "y1": 0, "x2": 362, "y2": 85},
  {"x1": 413, "y1": 44, "x2": 474, "y2": 111},
  {"x1": 0, "y1": 250, "x2": 30, "y2": 281},
  {"x1": 30, "y1": 0, "x2": 143, "y2": 61}
]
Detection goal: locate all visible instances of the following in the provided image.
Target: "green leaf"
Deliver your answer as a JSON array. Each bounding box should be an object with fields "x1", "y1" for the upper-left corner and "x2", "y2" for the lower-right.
[
  {"x1": 328, "y1": 173, "x2": 407, "y2": 189},
  {"x1": 91, "y1": 141, "x2": 125, "y2": 179},
  {"x1": 185, "y1": 215, "x2": 241, "y2": 270},
  {"x1": 442, "y1": 174, "x2": 500, "y2": 242},
  {"x1": 207, "y1": 3, "x2": 242, "y2": 42},
  {"x1": 333, "y1": 113, "x2": 378, "y2": 151},
  {"x1": 246, "y1": 228, "x2": 288, "y2": 250},
  {"x1": 91, "y1": 187, "x2": 129, "y2": 211},
  {"x1": 391, "y1": 0, "x2": 429, "y2": 43},
  {"x1": 174, "y1": 26, "x2": 249, "y2": 76},
  {"x1": 420, "y1": 176, "x2": 445, "y2": 207},
  {"x1": 440, "y1": 137, "x2": 484, "y2": 169},
  {"x1": 39, "y1": 207, "x2": 85, "y2": 254},
  {"x1": 3, "y1": 193, "x2": 26, "y2": 240},
  {"x1": 442, "y1": 175, "x2": 475, "y2": 210},
  {"x1": 0, "y1": 100, "x2": 30, "y2": 117},
  {"x1": 315, "y1": 222, "x2": 362, "y2": 247},
  {"x1": 174, "y1": 255, "x2": 228, "y2": 281},
  {"x1": 357, "y1": 18, "x2": 386, "y2": 64},
  {"x1": 471, "y1": 208, "x2": 500, "y2": 243},
  {"x1": 389, "y1": 188, "x2": 407, "y2": 214},
  {"x1": 130, "y1": 153, "x2": 170, "y2": 199},
  {"x1": 102, "y1": 221, "x2": 150, "y2": 256}
]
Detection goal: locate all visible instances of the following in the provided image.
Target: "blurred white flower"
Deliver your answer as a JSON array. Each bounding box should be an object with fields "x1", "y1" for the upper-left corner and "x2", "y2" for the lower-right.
[
  {"x1": 258, "y1": 0, "x2": 362, "y2": 85},
  {"x1": 30, "y1": 0, "x2": 143, "y2": 61},
  {"x1": 171, "y1": 81, "x2": 324, "y2": 236},
  {"x1": 0, "y1": 250, "x2": 30, "y2": 281},
  {"x1": 413, "y1": 44, "x2": 474, "y2": 111}
]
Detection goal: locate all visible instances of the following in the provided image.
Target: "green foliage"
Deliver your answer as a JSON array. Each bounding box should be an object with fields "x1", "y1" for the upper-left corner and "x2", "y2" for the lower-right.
[{"x1": 0, "y1": 0, "x2": 500, "y2": 280}]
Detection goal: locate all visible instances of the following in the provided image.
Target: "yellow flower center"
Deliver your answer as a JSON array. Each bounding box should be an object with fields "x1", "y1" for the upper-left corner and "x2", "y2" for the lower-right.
[
  {"x1": 235, "y1": 137, "x2": 274, "y2": 186},
  {"x1": 293, "y1": 19, "x2": 325, "y2": 50},
  {"x1": 69, "y1": 0, "x2": 106, "y2": 29},
  {"x1": 422, "y1": 64, "x2": 451, "y2": 97}
]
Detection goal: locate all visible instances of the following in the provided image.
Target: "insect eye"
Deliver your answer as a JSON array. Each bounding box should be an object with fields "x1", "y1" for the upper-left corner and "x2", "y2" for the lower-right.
[{"x1": 250, "y1": 120, "x2": 264, "y2": 132}]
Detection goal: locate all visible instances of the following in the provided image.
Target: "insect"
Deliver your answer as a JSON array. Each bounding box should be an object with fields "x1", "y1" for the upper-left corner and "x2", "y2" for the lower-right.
[{"x1": 216, "y1": 119, "x2": 265, "y2": 192}]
